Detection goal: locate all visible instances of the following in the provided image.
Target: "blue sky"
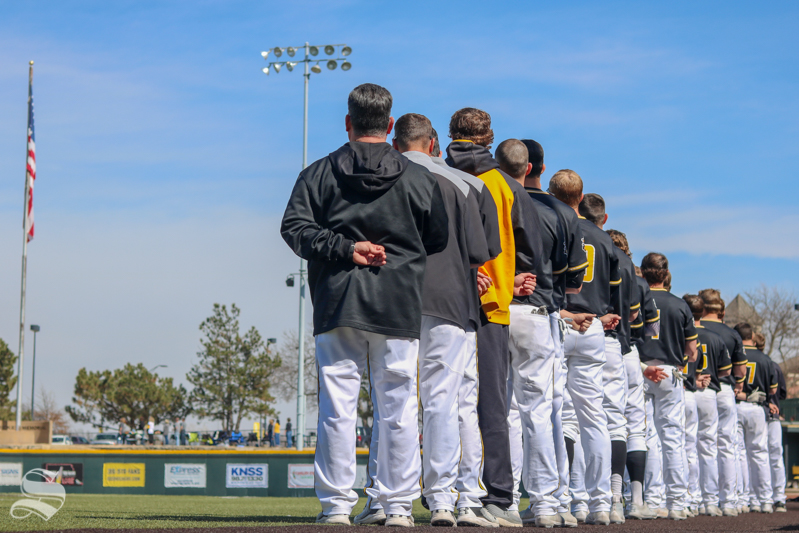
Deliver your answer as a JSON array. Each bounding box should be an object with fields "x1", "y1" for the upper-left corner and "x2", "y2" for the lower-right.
[{"x1": 0, "y1": 1, "x2": 797, "y2": 431}]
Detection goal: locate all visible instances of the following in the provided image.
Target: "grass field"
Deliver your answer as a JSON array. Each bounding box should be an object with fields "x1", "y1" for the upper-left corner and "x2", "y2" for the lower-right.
[{"x1": 0, "y1": 495, "x2": 532, "y2": 531}]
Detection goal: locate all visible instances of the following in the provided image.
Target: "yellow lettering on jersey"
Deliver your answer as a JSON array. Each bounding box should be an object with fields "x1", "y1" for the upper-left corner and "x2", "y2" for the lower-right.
[
  {"x1": 583, "y1": 244, "x2": 596, "y2": 283},
  {"x1": 746, "y1": 362, "x2": 757, "y2": 385},
  {"x1": 698, "y1": 344, "x2": 709, "y2": 372},
  {"x1": 652, "y1": 309, "x2": 661, "y2": 339}
]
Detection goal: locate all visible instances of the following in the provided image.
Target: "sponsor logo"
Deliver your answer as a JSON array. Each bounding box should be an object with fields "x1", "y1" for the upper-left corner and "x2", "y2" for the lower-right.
[
  {"x1": 9, "y1": 469, "x2": 66, "y2": 521},
  {"x1": 226, "y1": 464, "x2": 268, "y2": 488},
  {"x1": 103, "y1": 463, "x2": 145, "y2": 487},
  {"x1": 0, "y1": 463, "x2": 23, "y2": 486},
  {"x1": 164, "y1": 463, "x2": 206, "y2": 488},
  {"x1": 287, "y1": 463, "x2": 314, "y2": 489},
  {"x1": 41, "y1": 463, "x2": 83, "y2": 486}
]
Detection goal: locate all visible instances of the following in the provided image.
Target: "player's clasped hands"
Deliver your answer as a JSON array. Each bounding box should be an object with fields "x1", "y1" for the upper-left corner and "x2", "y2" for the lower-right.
[
  {"x1": 599, "y1": 313, "x2": 622, "y2": 331},
  {"x1": 696, "y1": 373, "x2": 712, "y2": 389},
  {"x1": 513, "y1": 273, "x2": 536, "y2": 296},
  {"x1": 643, "y1": 365, "x2": 669, "y2": 383},
  {"x1": 476, "y1": 271, "x2": 493, "y2": 296},
  {"x1": 352, "y1": 241, "x2": 387, "y2": 267}
]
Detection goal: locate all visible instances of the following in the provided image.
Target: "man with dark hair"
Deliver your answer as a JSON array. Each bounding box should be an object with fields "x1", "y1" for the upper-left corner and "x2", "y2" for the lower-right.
[
  {"x1": 496, "y1": 139, "x2": 568, "y2": 528},
  {"x1": 733, "y1": 323, "x2": 777, "y2": 513},
  {"x1": 576, "y1": 196, "x2": 639, "y2": 524},
  {"x1": 638, "y1": 253, "x2": 698, "y2": 520},
  {"x1": 763, "y1": 336, "x2": 787, "y2": 512},
  {"x1": 549, "y1": 172, "x2": 620, "y2": 525},
  {"x1": 699, "y1": 289, "x2": 747, "y2": 516},
  {"x1": 445, "y1": 109, "x2": 542, "y2": 527},
  {"x1": 521, "y1": 139, "x2": 587, "y2": 527},
  {"x1": 431, "y1": 129, "x2": 501, "y2": 526},
  {"x1": 682, "y1": 294, "x2": 731, "y2": 517},
  {"x1": 281, "y1": 83, "x2": 449, "y2": 526}
]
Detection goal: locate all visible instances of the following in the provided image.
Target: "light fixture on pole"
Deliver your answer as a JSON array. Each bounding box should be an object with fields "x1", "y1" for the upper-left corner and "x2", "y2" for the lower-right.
[
  {"x1": 29, "y1": 324, "x2": 39, "y2": 419},
  {"x1": 260, "y1": 42, "x2": 352, "y2": 451},
  {"x1": 150, "y1": 364, "x2": 167, "y2": 372}
]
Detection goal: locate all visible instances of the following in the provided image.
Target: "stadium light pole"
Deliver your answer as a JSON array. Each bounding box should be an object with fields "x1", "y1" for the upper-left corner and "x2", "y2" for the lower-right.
[
  {"x1": 29, "y1": 324, "x2": 39, "y2": 419},
  {"x1": 261, "y1": 42, "x2": 352, "y2": 451}
]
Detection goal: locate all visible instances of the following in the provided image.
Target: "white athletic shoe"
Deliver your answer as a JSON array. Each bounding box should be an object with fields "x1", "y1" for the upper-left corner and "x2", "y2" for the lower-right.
[
  {"x1": 431, "y1": 510, "x2": 456, "y2": 527},
  {"x1": 558, "y1": 511, "x2": 579, "y2": 528},
  {"x1": 656, "y1": 507, "x2": 669, "y2": 518},
  {"x1": 722, "y1": 507, "x2": 739, "y2": 517},
  {"x1": 761, "y1": 503, "x2": 773, "y2": 514},
  {"x1": 385, "y1": 514, "x2": 414, "y2": 527},
  {"x1": 698, "y1": 505, "x2": 706, "y2": 515},
  {"x1": 667, "y1": 509, "x2": 686, "y2": 520},
  {"x1": 354, "y1": 506, "x2": 386, "y2": 525},
  {"x1": 610, "y1": 502, "x2": 625, "y2": 524},
  {"x1": 572, "y1": 509, "x2": 588, "y2": 523},
  {"x1": 585, "y1": 511, "x2": 610, "y2": 525},
  {"x1": 456, "y1": 507, "x2": 499, "y2": 528},
  {"x1": 519, "y1": 508, "x2": 536, "y2": 525},
  {"x1": 484, "y1": 504, "x2": 522, "y2": 527},
  {"x1": 626, "y1": 503, "x2": 657, "y2": 520},
  {"x1": 775, "y1": 501, "x2": 787, "y2": 512},
  {"x1": 534, "y1": 514, "x2": 560, "y2": 529},
  {"x1": 316, "y1": 512, "x2": 351, "y2": 525},
  {"x1": 704, "y1": 505, "x2": 723, "y2": 517},
  {"x1": 750, "y1": 505, "x2": 762, "y2": 513}
]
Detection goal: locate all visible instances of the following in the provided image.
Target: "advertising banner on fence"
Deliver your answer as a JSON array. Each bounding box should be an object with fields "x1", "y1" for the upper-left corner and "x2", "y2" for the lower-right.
[
  {"x1": 103, "y1": 463, "x2": 145, "y2": 487},
  {"x1": 164, "y1": 464, "x2": 206, "y2": 488},
  {"x1": 42, "y1": 463, "x2": 83, "y2": 486},
  {"x1": 0, "y1": 463, "x2": 23, "y2": 486},
  {"x1": 226, "y1": 464, "x2": 268, "y2": 488},
  {"x1": 287, "y1": 463, "x2": 314, "y2": 489}
]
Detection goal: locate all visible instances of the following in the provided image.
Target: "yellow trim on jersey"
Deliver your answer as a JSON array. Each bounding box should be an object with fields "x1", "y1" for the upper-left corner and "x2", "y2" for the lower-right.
[
  {"x1": 770, "y1": 383, "x2": 779, "y2": 389},
  {"x1": 553, "y1": 265, "x2": 568, "y2": 275},
  {"x1": 610, "y1": 278, "x2": 622, "y2": 286},
  {"x1": 733, "y1": 360, "x2": 748, "y2": 365},
  {"x1": 686, "y1": 334, "x2": 698, "y2": 341},
  {"x1": 645, "y1": 316, "x2": 660, "y2": 323},
  {"x1": 702, "y1": 318, "x2": 722, "y2": 322},
  {"x1": 650, "y1": 288, "x2": 668, "y2": 291},
  {"x1": 718, "y1": 364, "x2": 733, "y2": 371},
  {"x1": 527, "y1": 189, "x2": 549, "y2": 195},
  {"x1": 452, "y1": 139, "x2": 475, "y2": 144},
  {"x1": 736, "y1": 376, "x2": 746, "y2": 382},
  {"x1": 630, "y1": 303, "x2": 641, "y2": 311},
  {"x1": 631, "y1": 322, "x2": 644, "y2": 329},
  {"x1": 578, "y1": 215, "x2": 586, "y2": 219},
  {"x1": 568, "y1": 261, "x2": 589, "y2": 272}
]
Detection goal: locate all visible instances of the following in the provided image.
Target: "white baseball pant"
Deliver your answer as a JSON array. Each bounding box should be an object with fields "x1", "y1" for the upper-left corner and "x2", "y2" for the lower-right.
[
  {"x1": 315, "y1": 327, "x2": 420, "y2": 516},
  {"x1": 695, "y1": 387, "x2": 720, "y2": 506},
  {"x1": 456, "y1": 327, "x2": 487, "y2": 509},
  {"x1": 738, "y1": 401, "x2": 773, "y2": 506},
  {"x1": 550, "y1": 313, "x2": 572, "y2": 513},
  {"x1": 564, "y1": 319, "x2": 612, "y2": 513},
  {"x1": 603, "y1": 337, "x2": 628, "y2": 442},
  {"x1": 644, "y1": 394, "x2": 665, "y2": 510},
  {"x1": 684, "y1": 390, "x2": 700, "y2": 508},
  {"x1": 736, "y1": 414, "x2": 749, "y2": 507},
  {"x1": 623, "y1": 346, "x2": 647, "y2": 452},
  {"x1": 509, "y1": 305, "x2": 559, "y2": 516},
  {"x1": 507, "y1": 388, "x2": 523, "y2": 512},
  {"x1": 569, "y1": 433, "x2": 590, "y2": 515},
  {"x1": 768, "y1": 418, "x2": 786, "y2": 505},
  {"x1": 643, "y1": 364, "x2": 688, "y2": 511},
  {"x1": 716, "y1": 383, "x2": 738, "y2": 509}
]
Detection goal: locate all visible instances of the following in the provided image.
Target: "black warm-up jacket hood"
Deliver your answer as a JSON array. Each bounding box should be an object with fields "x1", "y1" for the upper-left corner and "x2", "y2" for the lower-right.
[{"x1": 281, "y1": 141, "x2": 449, "y2": 338}]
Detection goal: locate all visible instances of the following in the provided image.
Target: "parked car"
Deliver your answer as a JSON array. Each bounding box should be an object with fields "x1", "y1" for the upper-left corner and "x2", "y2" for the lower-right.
[
  {"x1": 91, "y1": 433, "x2": 120, "y2": 445},
  {"x1": 356, "y1": 426, "x2": 372, "y2": 448},
  {"x1": 70, "y1": 435, "x2": 90, "y2": 445},
  {"x1": 52, "y1": 435, "x2": 72, "y2": 445}
]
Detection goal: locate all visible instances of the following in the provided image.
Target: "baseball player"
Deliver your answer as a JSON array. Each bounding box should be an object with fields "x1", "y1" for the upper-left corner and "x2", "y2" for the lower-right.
[
  {"x1": 447, "y1": 109, "x2": 542, "y2": 527},
  {"x1": 734, "y1": 323, "x2": 777, "y2": 513},
  {"x1": 496, "y1": 139, "x2": 567, "y2": 529},
  {"x1": 431, "y1": 130, "x2": 503, "y2": 527},
  {"x1": 638, "y1": 253, "x2": 698, "y2": 520},
  {"x1": 762, "y1": 332, "x2": 788, "y2": 512},
  {"x1": 521, "y1": 139, "x2": 587, "y2": 528},
  {"x1": 680, "y1": 314, "x2": 705, "y2": 517},
  {"x1": 682, "y1": 294, "x2": 731, "y2": 516},
  {"x1": 281, "y1": 83, "x2": 449, "y2": 526},
  {"x1": 577, "y1": 197, "x2": 639, "y2": 524},
  {"x1": 699, "y1": 290, "x2": 748, "y2": 516},
  {"x1": 549, "y1": 170, "x2": 620, "y2": 526}
]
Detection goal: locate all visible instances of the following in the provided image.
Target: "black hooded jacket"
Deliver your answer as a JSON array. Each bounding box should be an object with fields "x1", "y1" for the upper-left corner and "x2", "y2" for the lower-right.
[{"x1": 281, "y1": 141, "x2": 449, "y2": 338}]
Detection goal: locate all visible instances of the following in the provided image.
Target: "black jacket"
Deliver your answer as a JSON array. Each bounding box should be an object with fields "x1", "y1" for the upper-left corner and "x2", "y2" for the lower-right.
[{"x1": 281, "y1": 142, "x2": 449, "y2": 338}]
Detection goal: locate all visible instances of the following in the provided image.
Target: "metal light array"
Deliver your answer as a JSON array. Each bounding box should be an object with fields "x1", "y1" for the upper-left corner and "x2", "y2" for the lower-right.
[{"x1": 260, "y1": 44, "x2": 352, "y2": 75}]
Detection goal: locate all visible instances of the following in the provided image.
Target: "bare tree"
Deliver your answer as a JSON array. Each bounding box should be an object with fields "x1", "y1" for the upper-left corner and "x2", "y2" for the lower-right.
[
  {"x1": 272, "y1": 330, "x2": 317, "y2": 404},
  {"x1": 36, "y1": 388, "x2": 71, "y2": 434},
  {"x1": 744, "y1": 284, "x2": 799, "y2": 364}
]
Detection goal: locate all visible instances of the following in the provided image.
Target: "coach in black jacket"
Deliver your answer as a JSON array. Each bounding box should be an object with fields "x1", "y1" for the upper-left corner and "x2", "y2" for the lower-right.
[{"x1": 281, "y1": 84, "x2": 448, "y2": 525}]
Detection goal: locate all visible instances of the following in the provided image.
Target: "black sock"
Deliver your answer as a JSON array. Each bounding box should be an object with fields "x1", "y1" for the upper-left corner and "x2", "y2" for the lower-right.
[
  {"x1": 626, "y1": 450, "x2": 646, "y2": 484},
  {"x1": 611, "y1": 440, "x2": 627, "y2": 477},
  {"x1": 565, "y1": 437, "x2": 575, "y2": 471}
]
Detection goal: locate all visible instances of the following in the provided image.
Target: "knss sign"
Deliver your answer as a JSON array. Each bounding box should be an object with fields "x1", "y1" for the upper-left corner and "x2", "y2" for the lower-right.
[
  {"x1": 0, "y1": 463, "x2": 23, "y2": 486},
  {"x1": 226, "y1": 464, "x2": 268, "y2": 488},
  {"x1": 164, "y1": 464, "x2": 206, "y2": 488}
]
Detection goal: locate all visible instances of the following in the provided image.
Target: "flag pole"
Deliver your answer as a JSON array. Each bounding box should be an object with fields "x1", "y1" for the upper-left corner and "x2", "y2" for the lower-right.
[{"x1": 15, "y1": 61, "x2": 33, "y2": 430}]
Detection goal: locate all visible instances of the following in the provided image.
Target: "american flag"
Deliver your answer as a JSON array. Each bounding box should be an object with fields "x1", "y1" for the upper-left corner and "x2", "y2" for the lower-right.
[{"x1": 24, "y1": 79, "x2": 35, "y2": 242}]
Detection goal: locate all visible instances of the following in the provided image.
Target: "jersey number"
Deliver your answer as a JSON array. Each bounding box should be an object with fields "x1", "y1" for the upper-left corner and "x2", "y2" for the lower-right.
[
  {"x1": 746, "y1": 362, "x2": 757, "y2": 385},
  {"x1": 583, "y1": 244, "x2": 595, "y2": 283},
  {"x1": 651, "y1": 310, "x2": 661, "y2": 340},
  {"x1": 698, "y1": 344, "x2": 709, "y2": 372}
]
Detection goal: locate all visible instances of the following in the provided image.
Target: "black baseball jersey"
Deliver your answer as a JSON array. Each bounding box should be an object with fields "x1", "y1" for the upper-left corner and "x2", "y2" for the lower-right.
[
  {"x1": 638, "y1": 288, "x2": 698, "y2": 367},
  {"x1": 565, "y1": 218, "x2": 620, "y2": 316},
  {"x1": 695, "y1": 325, "x2": 732, "y2": 393},
  {"x1": 741, "y1": 346, "x2": 779, "y2": 414},
  {"x1": 528, "y1": 189, "x2": 587, "y2": 310},
  {"x1": 513, "y1": 188, "x2": 567, "y2": 310},
  {"x1": 609, "y1": 249, "x2": 640, "y2": 355},
  {"x1": 700, "y1": 319, "x2": 748, "y2": 387},
  {"x1": 631, "y1": 276, "x2": 660, "y2": 350},
  {"x1": 683, "y1": 357, "x2": 699, "y2": 392},
  {"x1": 769, "y1": 357, "x2": 787, "y2": 419}
]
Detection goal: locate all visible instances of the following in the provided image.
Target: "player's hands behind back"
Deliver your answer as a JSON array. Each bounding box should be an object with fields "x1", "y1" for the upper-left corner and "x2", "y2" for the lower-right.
[
  {"x1": 513, "y1": 273, "x2": 536, "y2": 296},
  {"x1": 353, "y1": 241, "x2": 386, "y2": 267}
]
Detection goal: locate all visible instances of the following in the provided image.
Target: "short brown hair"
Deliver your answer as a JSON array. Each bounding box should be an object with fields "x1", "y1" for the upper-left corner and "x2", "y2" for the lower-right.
[
  {"x1": 734, "y1": 322, "x2": 753, "y2": 341},
  {"x1": 579, "y1": 193, "x2": 605, "y2": 226},
  {"x1": 754, "y1": 332, "x2": 766, "y2": 351},
  {"x1": 548, "y1": 169, "x2": 583, "y2": 208},
  {"x1": 449, "y1": 108, "x2": 494, "y2": 147},
  {"x1": 495, "y1": 139, "x2": 528, "y2": 179},
  {"x1": 634, "y1": 265, "x2": 642, "y2": 278},
  {"x1": 683, "y1": 294, "x2": 705, "y2": 320},
  {"x1": 393, "y1": 113, "x2": 432, "y2": 151},
  {"x1": 698, "y1": 288, "x2": 725, "y2": 315},
  {"x1": 606, "y1": 229, "x2": 631, "y2": 258},
  {"x1": 664, "y1": 271, "x2": 672, "y2": 291},
  {"x1": 431, "y1": 128, "x2": 441, "y2": 157},
  {"x1": 641, "y1": 252, "x2": 669, "y2": 285}
]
